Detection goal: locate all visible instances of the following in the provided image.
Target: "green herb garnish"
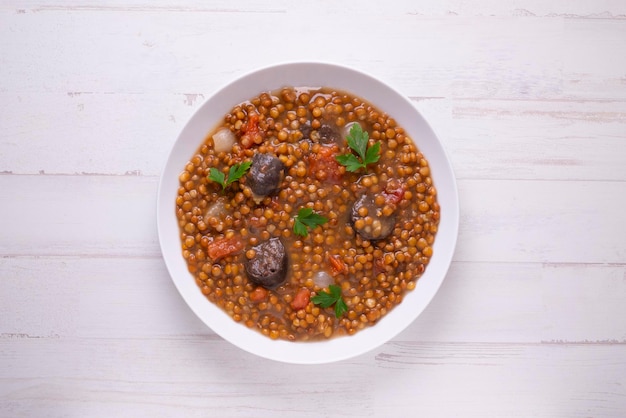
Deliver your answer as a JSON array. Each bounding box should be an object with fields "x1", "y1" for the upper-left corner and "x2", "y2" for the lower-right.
[
  {"x1": 311, "y1": 284, "x2": 348, "y2": 318},
  {"x1": 293, "y1": 207, "x2": 328, "y2": 237},
  {"x1": 335, "y1": 123, "x2": 381, "y2": 172},
  {"x1": 208, "y1": 161, "x2": 252, "y2": 190}
]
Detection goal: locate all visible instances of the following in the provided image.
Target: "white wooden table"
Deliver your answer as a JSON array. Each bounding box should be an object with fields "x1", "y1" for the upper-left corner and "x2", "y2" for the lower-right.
[{"x1": 2, "y1": 1, "x2": 625, "y2": 416}]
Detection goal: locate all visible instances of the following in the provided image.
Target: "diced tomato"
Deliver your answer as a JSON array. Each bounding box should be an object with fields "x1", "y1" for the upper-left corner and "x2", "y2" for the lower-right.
[
  {"x1": 327, "y1": 253, "x2": 348, "y2": 276},
  {"x1": 250, "y1": 287, "x2": 268, "y2": 302},
  {"x1": 308, "y1": 145, "x2": 343, "y2": 183},
  {"x1": 246, "y1": 112, "x2": 259, "y2": 135},
  {"x1": 206, "y1": 236, "x2": 244, "y2": 261},
  {"x1": 240, "y1": 112, "x2": 263, "y2": 149},
  {"x1": 290, "y1": 288, "x2": 311, "y2": 310},
  {"x1": 382, "y1": 179, "x2": 406, "y2": 205}
]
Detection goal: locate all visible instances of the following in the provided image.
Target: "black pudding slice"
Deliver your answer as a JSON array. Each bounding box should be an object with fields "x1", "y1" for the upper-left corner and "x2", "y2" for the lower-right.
[
  {"x1": 247, "y1": 153, "x2": 284, "y2": 200},
  {"x1": 245, "y1": 238, "x2": 288, "y2": 289}
]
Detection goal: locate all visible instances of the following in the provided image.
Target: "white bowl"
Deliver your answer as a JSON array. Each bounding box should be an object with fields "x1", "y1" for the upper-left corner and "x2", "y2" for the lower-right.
[{"x1": 157, "y1": 62, "x2": 459, "y2": 364}]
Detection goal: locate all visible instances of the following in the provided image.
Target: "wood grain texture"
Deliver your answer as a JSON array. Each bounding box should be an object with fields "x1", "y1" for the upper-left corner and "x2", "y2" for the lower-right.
[
  {"x1": 1, "y1": 339, "x2": 625, "y2": 417},
  {"x1": 1, "y1": 0, "x2": 625, "y2": 416},
  {"x1": 1, "y1": 6, "x2": 625, "y2": 100}
]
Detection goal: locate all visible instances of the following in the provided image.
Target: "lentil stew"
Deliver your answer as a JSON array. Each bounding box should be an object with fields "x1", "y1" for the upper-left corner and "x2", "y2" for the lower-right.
[{"x1": 176, "y1": 87, "x2": 440, "y2": 342}]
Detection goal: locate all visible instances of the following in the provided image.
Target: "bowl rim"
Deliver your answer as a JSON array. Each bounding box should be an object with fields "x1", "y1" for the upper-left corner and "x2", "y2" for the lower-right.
[{"x1": 157, "y1": 61, "x2": 459, "y2": 364}]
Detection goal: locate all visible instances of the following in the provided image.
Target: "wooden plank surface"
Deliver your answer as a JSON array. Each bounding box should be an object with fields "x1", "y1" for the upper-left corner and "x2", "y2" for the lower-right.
[
  {"x1": 1, "y1": 0, "x2": 625, "y2": 417},
  {"x1": 1, "y1": 339, "x2": 624, "y2": 417}
]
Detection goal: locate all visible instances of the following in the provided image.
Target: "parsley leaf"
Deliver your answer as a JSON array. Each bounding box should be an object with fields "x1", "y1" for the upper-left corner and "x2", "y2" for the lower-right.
[
  {"x1": 208, "y1": 161, "x2": 252, "y2": 190},
  {"x1": 207, "y1": 168, "x2": 226, "y2": 186},
  {"x1": 335, "y1": 153, "x2": 363, "y2": 172},
  {"x1": 293, "y1": 207, "x2": 328, "y2": 237},
  {"x1": 335, "y1": 123, "x2": 380, "y2": 172},
  {"x1": 228, "y1": 161, "x2": 252, "y2": 184},
  {"x1": 365, "y1": 141, "x2": 381, "y2": 164},
  {"x1": 311, "y1": 284, "x2": 348, "y2": 318}
]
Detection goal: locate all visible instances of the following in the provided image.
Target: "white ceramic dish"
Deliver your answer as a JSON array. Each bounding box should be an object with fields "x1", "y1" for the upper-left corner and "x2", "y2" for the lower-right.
[{"x1": 157, "y1": 62, "x2": 459, "y2": 364}]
